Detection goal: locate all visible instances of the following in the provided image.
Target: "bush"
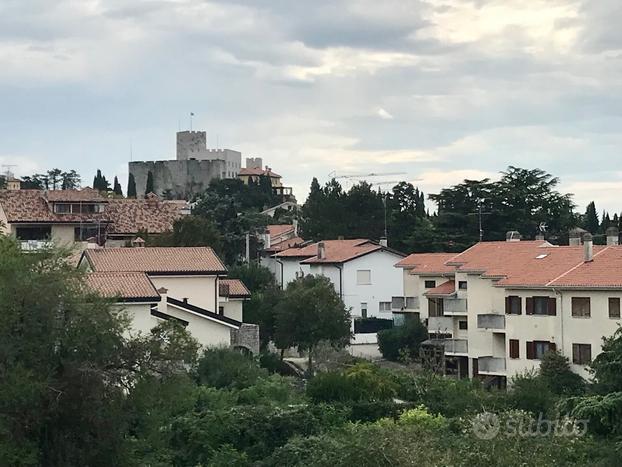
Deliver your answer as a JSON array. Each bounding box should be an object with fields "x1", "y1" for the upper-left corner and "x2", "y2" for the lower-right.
[
  {"x1": 196, "y1": 347, "x2": 268, "y2": 389},
  {"x1": 508, "y1": 371, "x2": 556, "y2": 416},
  {"x1": 377, "y1": 318, "x2": 428, "y2": 362},
  {"x1": 306, "y1": 363, "x2": 397, "y2": 403},
  {"x1": 259, "y1": 352, "x2": 299, "y2": 376},
  {"x1": 539, "y1": 350, "x2": 585, "y2": 396},
  {"x1": 399, "y1": 405, "x2": 449, "y2": 430}
]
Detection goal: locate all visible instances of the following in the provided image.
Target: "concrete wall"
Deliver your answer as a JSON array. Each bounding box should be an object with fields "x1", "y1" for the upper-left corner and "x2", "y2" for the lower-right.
[
  {"x1": 51, "y1": 225, "x2": 76, "y2": 247},
  {"x1": 149, "y1": 275, "x2": 219, "y2": 312},
  {"x1": 220, "y1": 299, "x2": 243, "y2": 322},
  {"x1": 129, "y1": 159, "x2": 226, "y2": 200}
]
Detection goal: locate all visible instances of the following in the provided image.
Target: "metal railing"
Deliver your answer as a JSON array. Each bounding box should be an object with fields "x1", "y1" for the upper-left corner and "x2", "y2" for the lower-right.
[{"x1": 477, "y1": 314, "x2": 506, "y2": 330}]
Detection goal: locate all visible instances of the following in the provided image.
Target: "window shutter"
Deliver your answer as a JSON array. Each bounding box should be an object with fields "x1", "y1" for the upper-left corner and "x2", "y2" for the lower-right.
[
  {"x1": 549, "y1": 342, "x2": 557, "y2": 353},
  {"x1": 505, "y1": 297, "x2": 511, "y2": 314},
  {"x1": 509, "y1": 339, "x2": 519, "y2": 359},
  {"x1": 516, "y1": 297, "x2": 522, "y2": 315},
  {"x1": 526, "y1": 341, "x2": 535, "y2": 359},
  {"x1": 548, "y1": 298, "x2": 557, "y2": 316},
  {"x1": 526, "y1": 297, "x2": 534, "y2": 315}
]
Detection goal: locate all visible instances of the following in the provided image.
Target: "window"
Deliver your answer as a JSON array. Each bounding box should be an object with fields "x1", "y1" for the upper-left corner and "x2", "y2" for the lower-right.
[
  {"x1": 609, "y1": 298, "x2": 620, "y2": 319},
  {"x1": 379, "y1": 302, "x2": 391, "y2": 312},
  {"x1": 571, "y1": 297, "x2": 591, "y2": 318},
  {"x1": 459, "y1": 320, "x2": 468, "y2": 330},
  {"x1": 15, "y1": 226, "x2": 51, "y2": 241},
  {"x1": 572, "y1": 343, "x2": 591, "y2": 365},
  {"x1": 526, "y1": 340, "x2": 556, "y2": 360},
  {"x1": 428, "y1": 298, "x2": 444, "y2": 317},
  {"x1": 74, "y1": 226, "x2": 101, "y2": 242},
  {"x1": 509, "y1": 339, "x2": 520, "y2": 359},
  {"x1": 526, "y1": 296, "x2": 555, "y2": 316},
  {"x1": 458, "y1": 281, "x2": 467, "y2": 290},
  {"x1": 356, "y1": 270, "x2": 372, "y2": 285},
  {"x1": 424, "y1": 280, "x2": 436, "y2": 289},
  {"x1": 505, "y1": 296, "x2": 522, "y2": 315},
  {"x1": 361, "y1": 303, "x2": 368, "y2": 318}
]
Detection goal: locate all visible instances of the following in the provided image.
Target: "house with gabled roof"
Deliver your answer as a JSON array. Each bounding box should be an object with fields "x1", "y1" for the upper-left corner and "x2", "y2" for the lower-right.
[
  {"x1": 80, "y1": 246, "x2": 257, "y2": 353},
  {"x1": 396, "y1": 230, "x2": 622, "y2": 385},
  {"x1": 274, "y1": 239, "x2": 405, "y2": 342}
]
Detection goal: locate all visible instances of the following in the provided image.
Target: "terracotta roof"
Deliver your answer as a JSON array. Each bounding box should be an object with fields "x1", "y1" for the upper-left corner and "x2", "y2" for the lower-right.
[
  {"x1": 266, "y1": 236, "x2": 306, "y2": 253},
  {"x1": 547, "y1": 247, "x2": 622, "y2": 288},
  {"x1": 424, "y1": 280, "x2": 456, "y2": 296},
  {"x1": 85, "y1": 272, "x2": 160, "y2": 301},
  {"x1": 0, "y1": 189, "x2": 109, "y2": 224},
  {"x1": 105, "y1": 196, "x2": 184, "y2": 235},
  {"x1": 396, "y1": 253, "x2": 457, "y2": 275},
  {"x1": 239, "y1": 167, "x2": 281, "y2": 178},
  {"x1": 46, "y1": 188, "x2": 107, "y2": 202},
  {"x1": 220, "y1": 279, "x2": 251, "y2": 298},
  {"x1": 299, "y1": 239, "x2": 403, "y2": 264},
  {"x1": 83, "y1": 247, "x2": 227, "y2": 274},
  {"x1": 267, "y1": 224, "x2": 295, "y2": 238}
]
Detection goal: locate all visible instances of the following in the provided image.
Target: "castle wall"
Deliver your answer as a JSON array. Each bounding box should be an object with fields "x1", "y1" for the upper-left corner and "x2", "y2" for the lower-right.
[{"x1": 129, "y1": 159, "x2": 226, "y2": 200}]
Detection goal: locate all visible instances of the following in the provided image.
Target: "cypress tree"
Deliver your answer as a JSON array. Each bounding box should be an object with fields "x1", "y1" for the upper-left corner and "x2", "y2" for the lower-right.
[
  {"x1": 113, "y1": 176, "x2": 123, "y2": 196},
  {"x1": 127, "y1": 174, "x2": 137, "y2": 198},
  {"x1": 583, "y1": 201, "x2": 599, "y2": 234}
]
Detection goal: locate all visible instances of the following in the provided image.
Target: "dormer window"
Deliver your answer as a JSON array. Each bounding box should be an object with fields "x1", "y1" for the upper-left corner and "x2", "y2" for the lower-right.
[{"x1": 54, "y1": 203, "x2": 104, "y2": 214}]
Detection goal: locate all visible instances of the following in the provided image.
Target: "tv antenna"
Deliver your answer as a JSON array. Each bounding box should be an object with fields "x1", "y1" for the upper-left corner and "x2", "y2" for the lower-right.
[
  {"x1": 468, "y1": 199, "x2": 492, "y2": 242},
  {"x1": 1, "y1": 164, "x2": 16, "y2": 178}
]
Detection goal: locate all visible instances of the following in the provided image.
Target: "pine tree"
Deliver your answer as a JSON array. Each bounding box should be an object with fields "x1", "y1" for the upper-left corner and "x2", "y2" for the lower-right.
[
  {"x1": 583, "y1": 201, "x2": 599, "y2": 234},
  {"x1": 127, "y1": 174, "x2": 137, "y2": 198},
  {"x1": 145, "y1": 171, "x2": 155, "y2": 196},
  {"x1": 113, "y1": 176, "x2": 123, "y2": 196}
]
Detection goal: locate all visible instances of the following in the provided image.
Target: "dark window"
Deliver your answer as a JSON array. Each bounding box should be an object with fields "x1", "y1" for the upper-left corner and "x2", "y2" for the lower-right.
[
  {"x1": 361, "y1": 303, "x2": 368, "y2": 319},
  {"x1": 424, "y1": 280, "x2": 436, "y2": 289},
  {"x1": 428, "y1": 298, "x2": 444, "y2": 317},
  {"x1": 506, "y1": 296, "x2": 522, "y2": 315},
  {"x1": 609, "y1": 298, "x2": 620, "y2": 319},
  {"x1": 509, "y1": 339, "x2": 520, "y2": 359},
  {"x1": 15, "y1": 226, "x2": 51, "y2": 241},
  {"x1": 527, "y1": 340, "x2": 556, "y2": 360},
  {"x1": 572, "y1": 343, "x2": 591, "y2": 365},
  {"x1": 458, "y1": 281, "x2": 467, "y2": 290},
  {"x1": 459, "y1": 320, "x2": 468, "y2": 330},
  {"x1": 571, "y1": 297, "x2": 591, "y2": 318},
  {"x1": 526, "y1": 297, "x2": 555, "y2": 316},
  {"x1": 74, "y1": 226, "x2": 101, "y2": 242}
]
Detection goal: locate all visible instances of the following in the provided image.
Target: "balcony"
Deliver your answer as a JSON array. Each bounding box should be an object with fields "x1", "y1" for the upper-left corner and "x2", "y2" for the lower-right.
[
  {"x1": 428, "y1": 316, "x2": 454, "y2": 333},
  {"x1": 443, "y1": 298, "x2": 467, "y2": 315},
  {"x1": 425, "y1": 338, "x2": 468, "y2": 355},
  {"x1": 391, "y1": 296, "x2": 419, "y2": 312},
  {"x1": 478, "y1": 356, "x2": 506, "y2": 375},
  {"x1": 477, "y1": 314, "x2": 505, "y2": 331}
]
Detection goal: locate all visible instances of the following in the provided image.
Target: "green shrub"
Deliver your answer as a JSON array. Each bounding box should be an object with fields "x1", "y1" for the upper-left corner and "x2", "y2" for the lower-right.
[
  {"x1": 399, "y1": 405, "x2": 448, "y2": 430},
  {"x1": 377, "y1": 318, "x2": 428, "y2": 362},
  {"x1": 508, "y1": 371, "x2": 556, "y2": 416},
  {"x1": 196, "y1": 347, "x2": 268, "y2": 389},
  {"x1": 306, "y1": 363, "x2": 397, "y2": 403},
  {"x1": 539, "y1": 350, "x2": 585, "y2": 396}
]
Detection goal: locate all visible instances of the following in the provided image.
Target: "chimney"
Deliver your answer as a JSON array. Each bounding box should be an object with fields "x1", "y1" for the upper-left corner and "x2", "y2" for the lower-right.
[
  {"x1": 132, "y1": 236, "x2": 146, "y2": 248},
  {"x1": 7, "y1": 178, "x2": 21, "y2": 190},
  {"x1": 379, "y1": 237, "x2": 388, "y2": 247},
  {"x1": 569, "y1": 228, "x2": 584, "y2": 246},
  {"x1": 506, "y1": 231, "x2": 521, "y2": 242},
  {"x1": 584, "y1": 233, "x2": 593, "y2": 262},
  {"x1": 263, "y1": 229, "x2": 271, "y2": 249},
  {"x1": 293, "y1": 219, "x2": 299, "y2": 237},
  {"x1": 606, "y1": 226, "x2": 619, "y2": 246},
  {"x1": 317, "y1": 241, "x2": 326, "y2": 260},
  {"x1": 157, "y1": 287, "x2": 168, "y2": 312},
  {"x1": 535, "y1": 234, "x2": 545, "y2": 241}
]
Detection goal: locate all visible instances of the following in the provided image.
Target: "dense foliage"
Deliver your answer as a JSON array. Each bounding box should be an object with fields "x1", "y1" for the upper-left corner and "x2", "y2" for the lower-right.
[{"x1": 377, "y1": 317, "x2": 429, "y2": 362}]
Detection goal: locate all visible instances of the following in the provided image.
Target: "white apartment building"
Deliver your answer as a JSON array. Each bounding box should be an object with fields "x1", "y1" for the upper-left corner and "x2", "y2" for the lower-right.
[
  {"x1": 396, "y1": 231, "x2": 622, "y2": 386},
  {"x1": 81, "y1": 247, "x2": 257, "y2": 353},
  {"x1": 273, "y1": 239, "x2": 405, "y2": 343}
]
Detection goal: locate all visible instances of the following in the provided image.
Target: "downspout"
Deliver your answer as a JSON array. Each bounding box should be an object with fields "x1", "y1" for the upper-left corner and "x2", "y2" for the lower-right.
[
  {"x1": 215, "y1": 275, "x2": 219, "y2": 313},
  {"x1": 553, "y1": 287, "x2": 563, "y2": 354},
  {"x1": 276, "y1": 259, "x2": 284, "y2": 289},
  {"x1": 337, "y1": 264, "x2": 343, "y2": 299}
]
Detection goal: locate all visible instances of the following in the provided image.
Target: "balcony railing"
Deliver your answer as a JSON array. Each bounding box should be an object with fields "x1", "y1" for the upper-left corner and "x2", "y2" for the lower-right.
[
  {"x1": 443, "y1": 298, "x2": 467, "y2": 315},
  {"x1": 426, "y1": 338, "x2": 468, "y2": 355},
  {"x1": 391, "y1": 296, "x2": 419, "y2": 311},
  {"x1": 477, "y1": 314, "x2": 506, "y2": 330},
  {"x1": 428, "y1": 316, "x2": 454, "y2": 334},
  {"x1": 478, "y1": 356, "x2": 506, "y2": 374},
  {"x1": 20, "y1": 240, "x2": 53, "y2": 251}
]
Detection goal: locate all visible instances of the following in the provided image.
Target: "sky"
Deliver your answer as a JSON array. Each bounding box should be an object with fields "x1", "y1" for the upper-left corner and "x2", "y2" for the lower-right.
[{"x1": 1, "y1": 0, "x2": 622, "y2": 214}]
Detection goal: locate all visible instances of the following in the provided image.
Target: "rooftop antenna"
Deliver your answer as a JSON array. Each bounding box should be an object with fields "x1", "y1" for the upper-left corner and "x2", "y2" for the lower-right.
[
  {"x1": 190, "y1": 112, "x2": 194, "y2": 131},
  {"x1": 2, "y1": 164, "x2": 17, "y2": 179},
  {"x1": 468, "y1": 198, "x2": 492, "y2": 242},
  {"x1": 129, "y1": 138, "x2": 133, "y2": 162}
]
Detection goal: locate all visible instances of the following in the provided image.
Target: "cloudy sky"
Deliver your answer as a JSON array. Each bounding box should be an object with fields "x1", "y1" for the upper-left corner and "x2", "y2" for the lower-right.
[{"x1": 1, "y1": 0, "x2": 621, "y2": 213}]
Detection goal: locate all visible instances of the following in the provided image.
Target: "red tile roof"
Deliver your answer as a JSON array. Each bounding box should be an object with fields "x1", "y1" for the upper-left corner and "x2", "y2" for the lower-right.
[
  {"x1": 424, "y1": 280, "x2": 456, "y2": 296},
  {"x1": 267, "y1": 224, "x2": 295, "y2": 238},
  {"x1": 220, "y1": 279, "x2": 251, "y2": 298},
  {"x1": 547, "y1": 247, "x2": 622, "y2": 288},
  {"x1": 396, "y1": 253, "x2": 457, "y2": 275},
  {"x1": 105, "y1": 196, "x2": 183, "y2": 235},
  {"x1": 85, "y1": 272, "x2": 160, "y2": 301},
  {"x1": 83, "y1": 247, "x2": 227, "y2": 274},
  {"x1": 266, "y1": 236, "x2": 306, "y2": 253},
  {"x1": 239, "y1": 167, "x2": 281, "y2": 178},
  {"x1": 46, "y1": 188, "x2": 107, "y2": 202},
  {"x1": 292, "y1": 239, "x2": 402, "y2": 264}
]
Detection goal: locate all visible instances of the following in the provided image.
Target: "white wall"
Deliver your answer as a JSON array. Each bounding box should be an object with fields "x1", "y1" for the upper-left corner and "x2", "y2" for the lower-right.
[
  {"x1": 162, "y1": 301, "x2": 232, "y2": 348},
  {"x1": 220, "y1": 299, "x2": 243, "y2": 322},
  {"x1": 279, "y1": 258, "x2": 311, "y2": 287},
  {"x1": 150, "y1": 275, "x2": 219, "y2": 312}
]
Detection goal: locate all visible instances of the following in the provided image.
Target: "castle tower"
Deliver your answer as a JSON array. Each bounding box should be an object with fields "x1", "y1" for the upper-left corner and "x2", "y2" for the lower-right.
[{"x1": 176, "y1": 131, "x2": 207, "y2": 160}]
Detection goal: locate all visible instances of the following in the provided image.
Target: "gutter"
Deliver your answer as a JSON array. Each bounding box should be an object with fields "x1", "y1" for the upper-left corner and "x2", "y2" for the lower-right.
[{"x1": 336, "y1": 264, "x2": 343, "y2": 299}]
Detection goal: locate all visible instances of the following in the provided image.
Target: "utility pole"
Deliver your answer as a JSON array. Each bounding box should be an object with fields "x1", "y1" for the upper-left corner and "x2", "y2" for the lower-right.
[{"x1": 245, "y1": 232, "x2": 250, "y2": 263}]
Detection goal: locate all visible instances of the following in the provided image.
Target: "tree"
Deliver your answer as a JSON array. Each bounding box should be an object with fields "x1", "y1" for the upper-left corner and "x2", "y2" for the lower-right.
[
  {"x1": 47, "y1": 168, "x2": 63, "y2": 190},
  {"x1": 145, "y1": 171, "x2": 155, "y2": 196},
  {"x1": 377, "y1": 318, "x2": 429, "y2": 362},
  {"x1": 583, "y1": 201, "x2": 599, "y2": 234},
  {"x1": 61, "y1": 170, "x2": 81, "y2": 190},
  {"x1": 92, "y1": 169, "x2": 110, "y2": 192},
  {"x1": 113, "y1": 176, "x2": 123, "y2": 196},
  {"x1": 148, "y1": 216, "x2": 222, "y2": 252},
  {"x1": 0, "y1": 236, "x2": 198, "y2": 465},
  {"x1": 539, "y1": 350, "x2": 584, "y2": 395},
  {"x1": 127, "y1": 173, "x2": 137, "y2": 198},
  {"x1": 20, "y1": 176, "x2": 43, "y2": 190},
  {"x1": 274, "y1": 275, "x2": 351, "y2": 372},
  {"x1": 590, "y1": 327, "x2": 622, "y2": 393}
]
